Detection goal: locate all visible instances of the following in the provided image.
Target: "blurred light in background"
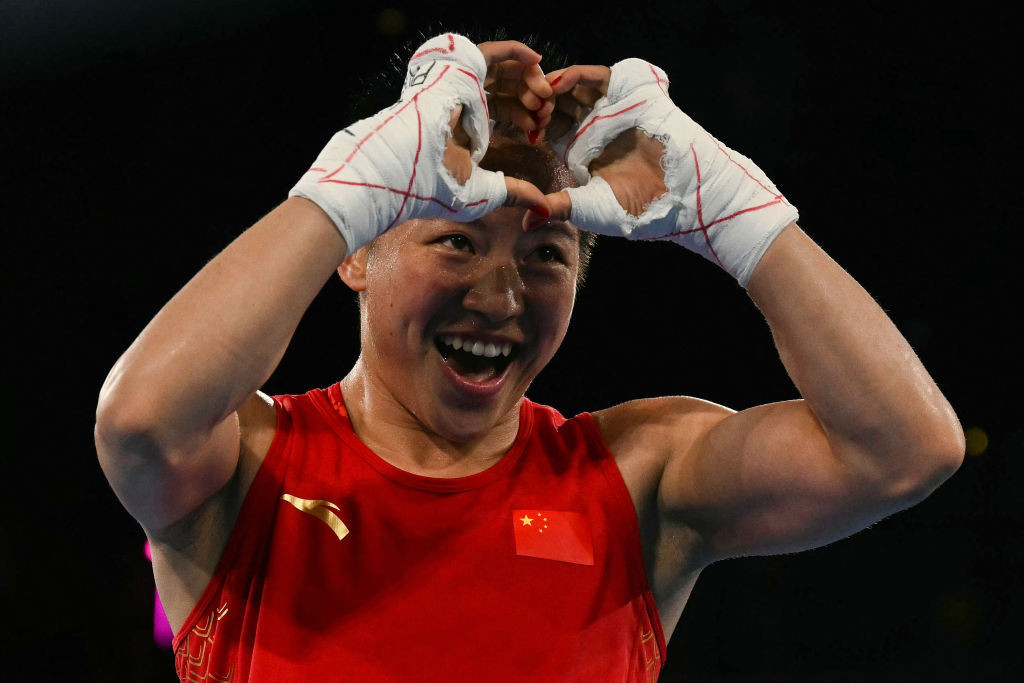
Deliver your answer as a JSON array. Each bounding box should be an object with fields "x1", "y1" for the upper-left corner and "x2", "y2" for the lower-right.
[
  {"x1": 377, "y1": 8, "x2": 407, "y2": 37},
  {"x1": 965, "y1": 427, "x2": 988, "y2": 457},
  {"x1": 144, "y1": 540, "x2": 174, "y2": 649},
  {"x1": 935, "y1": 592, "x2": 980, "y2": 645}
]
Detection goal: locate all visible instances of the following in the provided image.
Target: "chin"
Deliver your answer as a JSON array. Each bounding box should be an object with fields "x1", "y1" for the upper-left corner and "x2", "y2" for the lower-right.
[{"x1": 424, "y1": 399, "x2": 517, "y2": 444}]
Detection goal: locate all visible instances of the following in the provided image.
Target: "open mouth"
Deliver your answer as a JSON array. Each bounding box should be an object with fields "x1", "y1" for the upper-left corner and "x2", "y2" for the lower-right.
[{"x1": 434, "y1": 334, "x2": 518, "y2": 383}]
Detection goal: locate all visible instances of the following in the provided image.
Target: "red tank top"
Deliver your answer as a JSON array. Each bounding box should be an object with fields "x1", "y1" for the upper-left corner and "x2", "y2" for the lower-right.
[{"x1": 173, "y1": 383, "x2": 666, "y2": 682}]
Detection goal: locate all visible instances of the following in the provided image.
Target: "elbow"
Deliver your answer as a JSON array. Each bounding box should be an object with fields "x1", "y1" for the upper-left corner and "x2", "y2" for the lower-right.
[
  {"x1": 95, "y1": 393, "x2": 164, "y2": 472},
  {"x1": 95, "y1": 371, "x2": 169, "y2": 468},
  {"x1": 884, "y1": 418, "x2": 966, "y2": 507},
  {"x1": 920, "y1": 400, "x2": 968, "y2": 483}
]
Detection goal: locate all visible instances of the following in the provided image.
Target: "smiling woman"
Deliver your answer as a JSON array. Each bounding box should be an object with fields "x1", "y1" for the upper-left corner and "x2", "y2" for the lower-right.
[
  {"x1": 94, "y1": 29, "x2": 964, "y2": 683},
  {"x1": 338, "y1": 201, "x2": 582, "y2": 450}
]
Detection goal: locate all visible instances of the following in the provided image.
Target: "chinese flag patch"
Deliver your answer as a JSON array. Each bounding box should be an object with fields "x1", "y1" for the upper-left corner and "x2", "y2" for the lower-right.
[{"x1": 512, "y1": 509, "x2": 594, "y2": 566}]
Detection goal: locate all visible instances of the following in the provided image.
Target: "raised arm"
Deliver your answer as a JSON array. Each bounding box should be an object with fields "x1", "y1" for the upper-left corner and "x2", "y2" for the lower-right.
[
  {"x1": 94, "y1": 198, "x2": 345, "y2": 532},
  {"x1": 95, "y1": 34, "x2": 552, "y2": 534},
  {"x1": 659, "y1": 223, "x2": 964, "y2": 560},
  {"x1": 544, "y1": 59, "x2": 964, "y2": 564}
]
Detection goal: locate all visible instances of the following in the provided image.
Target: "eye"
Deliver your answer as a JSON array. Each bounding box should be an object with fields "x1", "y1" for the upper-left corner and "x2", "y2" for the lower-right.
[
  {"x1": 529, "y1": 245, "x2": 565, "y2": 264},
  {"x1": 439, "y1": 234, "x2": 474, "y2": 253}
]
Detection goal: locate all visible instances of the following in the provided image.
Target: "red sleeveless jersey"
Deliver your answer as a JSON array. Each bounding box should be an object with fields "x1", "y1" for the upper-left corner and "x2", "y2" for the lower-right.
[{"x1": 173, "y1": 383, "x2": 666, "y2": 682}]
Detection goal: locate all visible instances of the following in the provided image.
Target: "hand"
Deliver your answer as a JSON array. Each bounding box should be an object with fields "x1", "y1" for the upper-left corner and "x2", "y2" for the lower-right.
[
  {"x1": 541, "y1": 59, "x2": 798, "y2": 286},
  {"x1": 477, "y1": 41, "x2": 555, "y2": 141},
  {"x1": 543, "y1": 65, "x2": 668, "y2": 218},
  {"x1": 289, "y1": 33, "x2": 550, "y2": 254}
]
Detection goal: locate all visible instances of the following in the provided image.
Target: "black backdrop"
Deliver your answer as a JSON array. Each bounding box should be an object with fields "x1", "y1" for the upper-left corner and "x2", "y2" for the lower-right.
[{"x1": 3, "y1": 1, "x2": 1020, "y2": 680}]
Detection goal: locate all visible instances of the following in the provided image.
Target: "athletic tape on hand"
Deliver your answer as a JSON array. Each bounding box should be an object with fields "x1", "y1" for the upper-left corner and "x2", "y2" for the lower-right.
[
  {"x1": 559, "y1": 58, "x2": 799, "y2": 286},
  {"x1": 289, "y1": 33, "x2": 506, "y2": 254}
]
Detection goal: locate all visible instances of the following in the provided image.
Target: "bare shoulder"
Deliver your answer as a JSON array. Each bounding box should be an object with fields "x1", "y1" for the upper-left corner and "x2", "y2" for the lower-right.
[
  {"x1": 592, "y1": 396, "x2": 734, "y2": 463},
  {"x1": 147, "y1": 390, "x2": 278, "y2": 632},
  {"x1": 591, "y1": 396, "x2": 733, "y2": 514}
]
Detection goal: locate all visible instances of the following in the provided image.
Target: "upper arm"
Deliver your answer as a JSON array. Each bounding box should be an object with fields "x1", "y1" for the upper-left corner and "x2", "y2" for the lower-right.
[
  {"x1": 658, "y1": 398, "x2": 923, "y2": 561},
  {"x1": 95, "y1": 390, "x2": 277, "y2": 534}
]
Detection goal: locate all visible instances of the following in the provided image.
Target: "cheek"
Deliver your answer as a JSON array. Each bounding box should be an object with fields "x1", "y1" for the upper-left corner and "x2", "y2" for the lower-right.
[
  {"x1": 364, "y1": 260, "x2": 460, "y2": 338},
  {"x1": 531, "y1": 279, "x2": 577, "y2": 350}
]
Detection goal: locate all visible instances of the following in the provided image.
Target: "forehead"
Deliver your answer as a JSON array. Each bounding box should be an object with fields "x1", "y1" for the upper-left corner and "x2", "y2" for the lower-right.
[{"x1": 381, "y1": 212, "x2": 581, "y2": 247}]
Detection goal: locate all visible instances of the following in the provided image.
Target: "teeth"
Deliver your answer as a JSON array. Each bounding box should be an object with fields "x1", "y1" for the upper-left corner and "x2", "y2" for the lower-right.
[{"x1": 440, "y1": 334, "x2": 516, "y2": 358}]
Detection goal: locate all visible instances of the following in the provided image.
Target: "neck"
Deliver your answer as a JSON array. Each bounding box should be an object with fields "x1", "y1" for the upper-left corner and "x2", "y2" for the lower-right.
[{"x1": 339, "y1": 358, "x2": 521, "y2": 478}]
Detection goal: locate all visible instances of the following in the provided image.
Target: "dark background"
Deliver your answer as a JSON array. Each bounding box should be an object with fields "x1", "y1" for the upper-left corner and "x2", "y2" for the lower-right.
[{"x1": 2, "y1": 0, "x2": 1020, "y2": 680}]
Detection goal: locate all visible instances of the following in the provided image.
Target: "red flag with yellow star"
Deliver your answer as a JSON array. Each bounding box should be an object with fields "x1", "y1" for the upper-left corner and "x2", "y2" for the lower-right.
[{"x1": 512, "y1": 509, "x2": 594, "y2": 565}]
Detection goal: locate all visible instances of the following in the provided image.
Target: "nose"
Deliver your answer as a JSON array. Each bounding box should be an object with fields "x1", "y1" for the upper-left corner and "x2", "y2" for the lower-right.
[{"x1": 461, "y1": 262, "x2": 525, "y2": 323}]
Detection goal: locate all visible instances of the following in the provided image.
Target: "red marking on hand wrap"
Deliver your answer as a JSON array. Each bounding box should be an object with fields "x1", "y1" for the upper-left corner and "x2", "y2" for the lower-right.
[
  {"x1": 689, "y1": 143, "x2": 723, "y2": 267},
  {"x1": 457, "y1": 68, "x2": 489, "y2": 119},
  {"x1": 654, "y1": 142, "x2": 787, "y2": 271},
  {"x1": 411, "y1": 33, "x2": 457, "y2": 60},
  {"x1": 713, "y1": 139, "x2": 787, "y2": 204},
  {"x1": 318, "y1": 180, "x2": 464, "y2": 212},
  {"x1": 649, "y1": 64, "x2": 669, "y2": 95},
  {"x1": 311, "y1": 60, "x2": 494, "y2": 225},
  {"x1": 563, "y1": 100, "x2": 647, "y2": 165},
  {"x1": 383, "y1": 97, "x2": 425, "y2": 230},
  {"x1": 318, "y1": 66, "x2": 449, "y2": 182}
]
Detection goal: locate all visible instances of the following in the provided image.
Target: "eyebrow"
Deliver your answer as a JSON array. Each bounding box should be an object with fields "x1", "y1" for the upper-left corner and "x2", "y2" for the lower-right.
[{"x1": 533, "y1": 221, "x2": 579, "y2": 242}]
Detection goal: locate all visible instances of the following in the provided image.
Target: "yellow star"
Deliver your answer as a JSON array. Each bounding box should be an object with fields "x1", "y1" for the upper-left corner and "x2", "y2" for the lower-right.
[{"x1": 520, "y1": 515, "x2": 534, "y2": 526}]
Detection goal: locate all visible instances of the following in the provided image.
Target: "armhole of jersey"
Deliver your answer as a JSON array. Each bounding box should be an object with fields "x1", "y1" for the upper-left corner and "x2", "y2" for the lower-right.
[
  {"x1": 170, "y1": 395, "x2": 293, "y2": 650},
  {"x1": 575, "y1": 411, "x2": 669, "y2": 663}
]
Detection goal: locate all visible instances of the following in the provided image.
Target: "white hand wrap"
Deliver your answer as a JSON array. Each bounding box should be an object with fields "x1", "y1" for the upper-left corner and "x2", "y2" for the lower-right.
[
  {"x1": 289, "y1": 33, "x2": 507, "y2": 253},
  {"x1": 557, "y1": 58, "x2": 798, "y2": 286}
]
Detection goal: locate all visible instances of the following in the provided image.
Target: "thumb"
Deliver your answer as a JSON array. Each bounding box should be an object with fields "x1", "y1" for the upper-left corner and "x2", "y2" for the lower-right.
[
  {"x1": 503, "y1": 176, "x2": 554, "y2": 231},
  {"x1": 544, "y1": 190, "x2": 573, "y2": 222},
  {"x1": 561, "y1": 177, "x2": 634, "y2": 238}
]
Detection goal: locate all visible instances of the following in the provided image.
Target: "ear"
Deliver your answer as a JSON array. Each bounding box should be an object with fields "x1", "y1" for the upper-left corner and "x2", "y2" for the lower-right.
[{"x1": 337, "y1": 246, "x2": 369, "y2": 292}]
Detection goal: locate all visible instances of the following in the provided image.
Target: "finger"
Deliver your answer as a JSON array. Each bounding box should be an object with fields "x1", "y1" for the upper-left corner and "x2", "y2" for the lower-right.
[
  {"x1": 534, "y1": 97, "x2": 556, "y2": 122},
  {"x1": 521, "y1": 63, "x2": 553, "y2": 100},
  {"x1": 516, "y1": 78, "x2": 545, "y2": 113},
  {"x1": 503, "y1": 176, "x2": 552, "y2": 222},
  {"x1": 489, "y1": 96, "x2": 538, "y2": 133},
  {"x1": 503, "y1": 177, "x2": 553, "y2": 230},
  {"x1": 562, "y1": 177, "x2": 630, "y2": 237},
  {"x1": 543, "y1": 190, "x2": 573, "y2": 222},
  {"x1": 547, "y1": 65, "x2": 611, "y2": 96},
  {"x1": 487, "y1": 60, "x2": 525, "y2": 95},
  {"x1": 478, "y1": 41, "x2": 541, "y2": 68}
]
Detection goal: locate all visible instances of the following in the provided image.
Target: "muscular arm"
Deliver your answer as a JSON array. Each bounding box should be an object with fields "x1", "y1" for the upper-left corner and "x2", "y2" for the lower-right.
[
  {"x1": 95, "y1": 197, "x2": 346, "y2": 532},
  {"x1": 546, "y1": 61, "x2": 964, "y2": 564},
  {"x1": 658, "y1": 224, "x2": 965, "y2": 560}
]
